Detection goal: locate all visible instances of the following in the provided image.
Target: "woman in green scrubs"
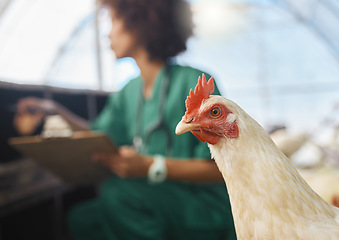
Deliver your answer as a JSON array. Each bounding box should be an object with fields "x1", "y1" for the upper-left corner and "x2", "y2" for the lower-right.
[
  {"x1": 16, "y1": 0, "x2": 236, "y2": 239},
  {"x1": 77, "y1": 65, "x2": 236, "y2": 240}
]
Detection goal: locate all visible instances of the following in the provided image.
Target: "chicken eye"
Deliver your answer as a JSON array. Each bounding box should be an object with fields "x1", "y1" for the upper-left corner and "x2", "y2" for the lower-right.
[{"x1": 210, "y1": 107, "x2": 221, "y2": 117}]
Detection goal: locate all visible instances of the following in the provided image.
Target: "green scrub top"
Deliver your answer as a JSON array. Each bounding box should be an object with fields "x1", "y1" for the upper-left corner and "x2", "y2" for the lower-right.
[{"x1": 91, "y1": 64, "x2": 219, "y2": 159}]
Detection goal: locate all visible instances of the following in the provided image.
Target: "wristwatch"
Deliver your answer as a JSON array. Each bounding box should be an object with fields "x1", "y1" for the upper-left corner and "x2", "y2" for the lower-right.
[{"x1": 148, "y1": 155, "x2": 167, "y2": 184}]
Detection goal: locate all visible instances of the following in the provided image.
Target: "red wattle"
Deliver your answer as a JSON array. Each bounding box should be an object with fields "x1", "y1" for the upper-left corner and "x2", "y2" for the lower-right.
[{"x1": 191, "y1": 129, "x2": 220, "y2": 145}]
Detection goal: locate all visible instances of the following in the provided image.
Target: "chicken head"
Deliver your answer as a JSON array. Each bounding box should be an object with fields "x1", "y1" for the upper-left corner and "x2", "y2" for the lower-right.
[{"x1": 176, "y1": 74, "x2": 238, "y2": 144}]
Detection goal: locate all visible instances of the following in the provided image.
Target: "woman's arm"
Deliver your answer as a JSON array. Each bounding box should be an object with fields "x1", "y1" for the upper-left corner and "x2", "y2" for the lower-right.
[
  {"x1": 93, "y1": 146, "x2": 224, "y2": 183},
  {"x1": 50, "y1": 101, "x2": 90, "y2": 131},
  {"x1": 15, "y1": 97, "x2": 90, "y2": 132},
  {"x1": 165, "y1": 157, "x2": 224, "y2": 182}
]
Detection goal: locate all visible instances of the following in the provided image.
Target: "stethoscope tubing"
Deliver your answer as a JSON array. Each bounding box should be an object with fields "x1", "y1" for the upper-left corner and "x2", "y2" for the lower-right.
[{"x1": 134, "y1": 65, "x2": 173, "y2": 156}]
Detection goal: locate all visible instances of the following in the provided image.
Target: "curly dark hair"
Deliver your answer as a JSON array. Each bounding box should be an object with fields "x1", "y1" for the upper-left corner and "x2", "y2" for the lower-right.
[{"x1": 100, "y1": 0, "x2": 193, "y2": 61}]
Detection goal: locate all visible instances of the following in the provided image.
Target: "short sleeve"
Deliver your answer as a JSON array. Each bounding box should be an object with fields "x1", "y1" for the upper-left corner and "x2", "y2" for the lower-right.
[{"x1": 90, "y1": 92, "x2": 128, "y2": 146}]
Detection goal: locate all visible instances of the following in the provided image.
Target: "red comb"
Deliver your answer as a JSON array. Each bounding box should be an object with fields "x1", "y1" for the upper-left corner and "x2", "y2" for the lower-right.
[{"x1": 185, "y1": 74, "x2": 215, "y2": 115}]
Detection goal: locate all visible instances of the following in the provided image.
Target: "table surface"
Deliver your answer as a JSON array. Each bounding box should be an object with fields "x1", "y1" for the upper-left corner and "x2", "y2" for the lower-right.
[{"x1": 0, "y1": 158, "x2": 72, "y2": 217}]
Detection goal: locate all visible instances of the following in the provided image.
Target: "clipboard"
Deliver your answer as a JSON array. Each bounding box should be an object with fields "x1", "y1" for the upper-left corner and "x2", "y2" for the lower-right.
[{"x1": 9, "y1": 131, "x2": 116, "y2": 185}]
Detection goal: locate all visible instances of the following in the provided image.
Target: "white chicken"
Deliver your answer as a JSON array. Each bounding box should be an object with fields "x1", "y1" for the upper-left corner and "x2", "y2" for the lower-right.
[{"x1": 175, "y1": 75, "x2": 339, "y2": 239}]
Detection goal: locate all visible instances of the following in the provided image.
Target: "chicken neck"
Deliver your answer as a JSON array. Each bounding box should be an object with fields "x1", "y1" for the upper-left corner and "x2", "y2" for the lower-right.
[{"x1": 208, "y1": 116, "x2": 335, "y2": 238}]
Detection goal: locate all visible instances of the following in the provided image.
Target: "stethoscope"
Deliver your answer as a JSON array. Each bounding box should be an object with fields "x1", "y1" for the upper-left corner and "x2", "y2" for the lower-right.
[{"x1": 133, "y1": 66, "x2": 173, "y2": 156}]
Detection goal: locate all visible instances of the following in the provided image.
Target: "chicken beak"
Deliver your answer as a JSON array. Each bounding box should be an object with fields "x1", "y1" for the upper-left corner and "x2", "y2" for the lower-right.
[{"x1": 175, "y1": 120, "x2": 200, "y2": 135}]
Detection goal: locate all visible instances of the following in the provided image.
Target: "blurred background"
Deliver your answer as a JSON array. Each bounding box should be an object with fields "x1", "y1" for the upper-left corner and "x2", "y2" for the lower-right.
[
  {"x1": 1, "y1": 0, "x2": 339, "y2": 130},
  {"x1": 0, "y1": 0, "x2": 338, "y2": 239}
]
